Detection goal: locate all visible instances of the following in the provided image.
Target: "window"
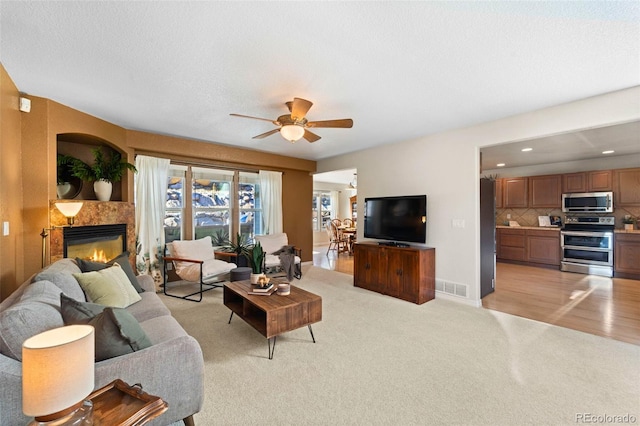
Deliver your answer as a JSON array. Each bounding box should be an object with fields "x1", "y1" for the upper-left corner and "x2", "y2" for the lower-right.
[
  {"x1": 192, "y1": 167, "x2": 233, "y2": 243},
  {"x1": 312, "y1": 190, "x2": 332, "y2": 232},
  {"x1": 164, "y1": 165, "x2": 262, "y2": 245},
  {"x1": 239, "y1": 172, "x2": 263, "y2": 240},
  {"x1": 165, "y1": 165, "x2": 186, "y2": 243}
]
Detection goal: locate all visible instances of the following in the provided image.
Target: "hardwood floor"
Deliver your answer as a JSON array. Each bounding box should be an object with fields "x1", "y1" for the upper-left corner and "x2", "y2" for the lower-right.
[
  {"x1": 312, "y1": 244, "x2": 354, "y2": 275},
  {"x1": 312, "y1": 246, "x2": 640, "y2": 345},
  {"x1": 484, "y1": 262, "x2": 640, "y2": 345}
]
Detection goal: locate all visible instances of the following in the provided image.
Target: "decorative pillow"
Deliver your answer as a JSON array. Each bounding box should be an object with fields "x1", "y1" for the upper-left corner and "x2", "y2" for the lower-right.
[
  {"x1": 33, "y1": 270, "x2": 86, "y2": 301},
  {"x1": 60, "y1": 294, "x2": 152, "y2": 361},
  {"x1": 90, "y1": 308, "x2": 152, "y2": 361},
  {"x1": 73, "y1": 264, "x2": 142, "y2": 308},
  {"x1": 0, "y1": 281, "x2": 64, "y2": 361},
  {"x1": 60, "y1": 293, "x2": 105, "y2": 324},
  {"x1": 170, "y1": 236, "x2": 215, "y2": 274},
  {"x1": 76, "y1": 252, "x2": 144, "y2": 293}
]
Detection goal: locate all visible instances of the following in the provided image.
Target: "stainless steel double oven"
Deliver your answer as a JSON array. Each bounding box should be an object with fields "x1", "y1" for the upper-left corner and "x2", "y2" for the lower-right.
[{"x1": 561, "y1": 216, "x2": 614, "y2": 277}]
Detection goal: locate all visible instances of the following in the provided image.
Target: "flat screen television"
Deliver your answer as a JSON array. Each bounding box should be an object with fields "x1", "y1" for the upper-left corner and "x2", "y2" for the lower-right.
[{"x1": 364, "y1": 195, "x2": 427, "y2": 244}]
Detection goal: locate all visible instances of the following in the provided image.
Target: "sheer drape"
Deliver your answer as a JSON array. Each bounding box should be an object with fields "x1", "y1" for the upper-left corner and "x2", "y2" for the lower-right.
[
  {"x1": 259, "y1": 170, "x2": 283, "y2": 234},
  {"x1": 330, "y1": 191, "x2": 339, "y2": 220},
  {"x1": 135, "y1": 155, "x2": 170, "y2": 289}
]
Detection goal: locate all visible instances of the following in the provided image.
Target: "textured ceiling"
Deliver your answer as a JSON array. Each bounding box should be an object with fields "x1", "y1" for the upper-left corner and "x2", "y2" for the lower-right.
[{"x1": 1, "y1": 1, "x2": 638, "y2": 162}]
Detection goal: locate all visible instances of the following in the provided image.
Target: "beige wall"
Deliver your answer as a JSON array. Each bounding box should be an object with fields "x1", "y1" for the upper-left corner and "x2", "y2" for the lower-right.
[
  {"x1": 0, "y1": 64, "x2": 25, "y2": 299},
  {"x1": 318, "y1": 86, "x2": 640, "y2": 305}
]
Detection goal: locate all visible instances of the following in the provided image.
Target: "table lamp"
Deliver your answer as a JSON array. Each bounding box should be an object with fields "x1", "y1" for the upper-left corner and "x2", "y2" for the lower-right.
[{"x1": 22, "y1": 325, "x2": 95, "y2": 425}]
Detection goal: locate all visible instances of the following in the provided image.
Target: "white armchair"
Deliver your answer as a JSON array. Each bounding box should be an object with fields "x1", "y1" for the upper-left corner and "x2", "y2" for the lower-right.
[
  {"x1": 163, "y1": 236, "x2": 237, "y2": 302},
  {"x1": 254, "y1": 233, "x2": 302, "y2": 280}
]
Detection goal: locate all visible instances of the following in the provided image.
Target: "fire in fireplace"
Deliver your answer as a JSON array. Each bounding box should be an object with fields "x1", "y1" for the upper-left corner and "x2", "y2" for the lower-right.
[{"x1": 63, "y1": 224, "x2": 127, "y2": 263}]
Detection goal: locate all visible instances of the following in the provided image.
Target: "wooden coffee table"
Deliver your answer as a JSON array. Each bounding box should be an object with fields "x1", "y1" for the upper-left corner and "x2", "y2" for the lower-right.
[{"x1": 223, "y1": 280, "x2": 322, "y2": 359}]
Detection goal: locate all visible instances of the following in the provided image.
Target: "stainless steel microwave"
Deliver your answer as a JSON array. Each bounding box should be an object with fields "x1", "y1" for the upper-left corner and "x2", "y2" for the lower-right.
[{"x1": 562, "y1": 192, "x2": 613, "y2": 213}]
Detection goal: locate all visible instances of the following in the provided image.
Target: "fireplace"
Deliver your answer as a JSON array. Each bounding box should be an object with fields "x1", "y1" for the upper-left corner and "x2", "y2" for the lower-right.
[{"x1": 63, "y1": 224, "x2": 127, "y2": 263}]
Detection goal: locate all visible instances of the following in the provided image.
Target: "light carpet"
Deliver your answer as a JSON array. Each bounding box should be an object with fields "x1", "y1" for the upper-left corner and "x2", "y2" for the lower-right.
[{"x1": 160, "y1": 266, "x2": 639, "y2": 426}]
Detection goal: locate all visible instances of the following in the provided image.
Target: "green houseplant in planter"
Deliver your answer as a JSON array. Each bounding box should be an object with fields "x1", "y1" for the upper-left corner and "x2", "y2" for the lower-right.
[
  {"x1": 622, "y1": 215, "x2": 636, "y2": 231},
  {"x1": 70, "y1": 146, "x2": 137, "y2": 201},
  {"x1": 217, "y1": 232, "x2": 252, "y2": 267},
  {"x1": 244, "y1": 241, "x2": 265, "y2": 284},
  {"x1": 56, "y1": 154, "x2": 83, "y2": 199}
]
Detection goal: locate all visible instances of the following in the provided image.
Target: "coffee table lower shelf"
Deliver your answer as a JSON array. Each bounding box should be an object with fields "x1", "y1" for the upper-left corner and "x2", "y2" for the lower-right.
[{"x1": 223, "y1": 280, "x2": 322, "y2": 359}]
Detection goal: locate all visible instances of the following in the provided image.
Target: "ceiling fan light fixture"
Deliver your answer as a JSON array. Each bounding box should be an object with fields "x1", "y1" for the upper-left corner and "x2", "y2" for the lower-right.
[{"x1": 280, "y1": 125, "x2": 305, "y2": 142}]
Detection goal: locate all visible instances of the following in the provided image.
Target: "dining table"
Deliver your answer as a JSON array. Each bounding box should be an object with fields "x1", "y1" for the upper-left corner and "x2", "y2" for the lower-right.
[{"x1": 338, "y1": 226, "x2": 357, "y2": 254}]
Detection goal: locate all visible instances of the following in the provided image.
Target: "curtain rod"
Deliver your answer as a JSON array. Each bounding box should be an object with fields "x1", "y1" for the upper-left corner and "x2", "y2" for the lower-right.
[{"x1": 133, "y1": 151, "x2": 284, "y2": 174}]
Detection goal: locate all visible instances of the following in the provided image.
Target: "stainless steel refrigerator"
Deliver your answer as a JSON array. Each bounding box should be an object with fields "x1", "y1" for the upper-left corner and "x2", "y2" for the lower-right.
[{"x1": 480, "y1": 178, "x2": 496, "y2": 298}]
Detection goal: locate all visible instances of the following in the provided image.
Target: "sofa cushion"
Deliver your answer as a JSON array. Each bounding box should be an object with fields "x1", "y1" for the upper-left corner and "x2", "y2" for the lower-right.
[
  {"x1": 0, "y1": 281, "x2": 64, "y2": 361},
  {"x1": 125, "y1": 291, "x2": 171, "y2": 322},
  {"x1": 60, "y1": 293, "x2": 105, "y2": 323},
  {"x1": 60, "y1": 293, "x2": 152, "y2": 361},
  {"x1": 255, "y1": 233, "x2": 289, "y2": 255},
  {"x1": 76, "y1": 252, "x2": 144, "y2": 293},
  {"x1": 73, "y1": 264, "x2": 142, "y2": 308},
  {"x1": 34, "y1": 259, "x2": 85, "y2": 301},
  {"x1": 176, "y1": 259, "x2": 235, "y2": 283}
]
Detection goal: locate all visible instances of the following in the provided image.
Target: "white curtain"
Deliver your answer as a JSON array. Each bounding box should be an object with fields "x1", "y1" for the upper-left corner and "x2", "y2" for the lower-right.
[
  {"x1": 259, "y1": 170, "x2": 283, "y2": 234},
  {"x1": 135, "y1": 155, "x2": 170, "y2": 289},
  {"x1": 330, "y1": 191, "x2": 339, "y2": 220}
]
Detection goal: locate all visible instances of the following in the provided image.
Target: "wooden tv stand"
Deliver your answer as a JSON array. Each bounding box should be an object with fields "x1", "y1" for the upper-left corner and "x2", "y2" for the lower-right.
[{"x1": 353, "y1": 242, "x2": 435, "y2": 304}]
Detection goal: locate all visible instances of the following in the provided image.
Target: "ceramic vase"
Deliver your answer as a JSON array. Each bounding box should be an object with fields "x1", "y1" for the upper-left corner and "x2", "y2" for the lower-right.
[
  {"x1": 624, "y1": 223, "x2": 634, "y2": 231},
  {"x1": 94, "y1": 179, "x2": 113, "y2": 201},
  {"x1": 250, "y1": 273, "x2": 263, "y2": 285}
]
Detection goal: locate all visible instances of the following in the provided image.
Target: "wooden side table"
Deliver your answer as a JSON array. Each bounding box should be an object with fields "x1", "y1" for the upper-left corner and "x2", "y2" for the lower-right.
[{"x1": 88, "y1": 379, "x2": 168, "y2": 426}]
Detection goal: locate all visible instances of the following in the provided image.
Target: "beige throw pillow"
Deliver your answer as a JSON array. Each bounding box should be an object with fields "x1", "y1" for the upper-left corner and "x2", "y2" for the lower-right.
[{"x1": 73, "y1": 264, "x2": 142, "y2": 308}]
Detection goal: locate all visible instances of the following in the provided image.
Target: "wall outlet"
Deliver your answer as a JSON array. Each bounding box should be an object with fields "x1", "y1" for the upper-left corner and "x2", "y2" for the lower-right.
[{"x1": 452, "y1": 219, "x2": 465, "y2": 228}]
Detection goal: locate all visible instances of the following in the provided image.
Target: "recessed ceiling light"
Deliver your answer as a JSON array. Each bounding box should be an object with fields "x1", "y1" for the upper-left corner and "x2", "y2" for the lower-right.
[
  {"x1": 521, "y1": 148, "x2": 533, "y2": 152},
  {"x1": 497, "y1": 163, "x2": 505, "y2": 167},
  {"x1": 602, "y1": 150, "x2": 615, "y2": 154}
]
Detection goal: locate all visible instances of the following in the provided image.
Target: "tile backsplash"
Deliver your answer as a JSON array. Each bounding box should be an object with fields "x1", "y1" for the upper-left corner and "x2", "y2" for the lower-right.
[{"x1": 496, "y1": 206, "x2": 640, "y2": 229}]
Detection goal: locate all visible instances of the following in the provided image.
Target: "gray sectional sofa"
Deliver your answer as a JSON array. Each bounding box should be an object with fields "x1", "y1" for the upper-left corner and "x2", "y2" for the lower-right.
[{"x1": 0, "y1": 258, "x2": 204, "y2": 426}]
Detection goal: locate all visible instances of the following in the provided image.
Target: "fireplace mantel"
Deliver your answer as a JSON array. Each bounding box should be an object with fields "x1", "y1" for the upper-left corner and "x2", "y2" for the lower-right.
[{"x1": 49, "y1": 201, "x2": 135, "y2": 265}]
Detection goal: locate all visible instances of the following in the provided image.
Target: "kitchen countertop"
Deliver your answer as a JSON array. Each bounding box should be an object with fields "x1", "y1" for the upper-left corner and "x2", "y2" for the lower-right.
[
  {"x1": 496, "y1": 226, "x2": 640, "y2": 234},
  {"x1": 496, "y1": 226, "x2": 560, "y2": 231}
]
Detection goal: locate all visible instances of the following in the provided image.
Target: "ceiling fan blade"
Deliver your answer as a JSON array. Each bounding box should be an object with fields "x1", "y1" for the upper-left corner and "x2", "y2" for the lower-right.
[
  {"x1": 306, "y1": 118, "x2": 353, "y2": 128},
  {"x1": 230, "y1": 113, "x2": 277, "y2": 124},
  {"x1": 291, "y1": 98, "x2": 313, "y2": 121},
  {"x1": 303, "y1": 129, "x2": 321, "y2": 143},
  {"x1": 252, "y1": 129, "x2": 280, "y2": 139}
]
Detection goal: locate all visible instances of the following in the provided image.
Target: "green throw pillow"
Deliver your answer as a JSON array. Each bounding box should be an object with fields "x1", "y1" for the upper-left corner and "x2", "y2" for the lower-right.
[
  {"x1": 76, "y1": 252, "x2": 144, "y2": 293},
  {"x1": 60, "y1": 293, "x2": 152, "y2": 361},
  {"x1": 60, "y1": 293, "x2": 105, "y2": 323},
  {"x1": 73, "y1": 264, "x2": 142, "y2": 308}
]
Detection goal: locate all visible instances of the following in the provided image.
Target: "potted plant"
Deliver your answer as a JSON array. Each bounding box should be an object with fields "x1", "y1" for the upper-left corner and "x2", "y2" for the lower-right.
[
  {"x1": 218, "y1": 232, "x2": 251, "y2": 267},
  {"x1": 70, "y1": 146, "x2": 137, "y2": 201},
  {"x1": 56, "y1": 154, "x2": 80, "y2": 199},
  {"x1": 244, "y1": 241, "x2": 265, "y2": 284},
  {"x1": 622, "y1": 215, "x2": 636, "y2": 231}
]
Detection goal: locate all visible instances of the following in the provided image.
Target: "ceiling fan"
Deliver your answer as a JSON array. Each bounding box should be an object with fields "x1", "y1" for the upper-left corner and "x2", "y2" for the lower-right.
[{"x1": 230, "y1": 97, "x2": 353, "y2": 143}]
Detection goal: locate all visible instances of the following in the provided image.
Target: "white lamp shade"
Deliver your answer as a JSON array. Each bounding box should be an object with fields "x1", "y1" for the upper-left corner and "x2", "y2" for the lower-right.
[
  {"x1": 54, "y1": 202, "x2": 83, "y2": 218},
  {"x1": 280, "y1": 125, "x2": 305, "y2": 142},
  {"x1": 22, "y1": 325, "x2": 95, "y2": 417}
]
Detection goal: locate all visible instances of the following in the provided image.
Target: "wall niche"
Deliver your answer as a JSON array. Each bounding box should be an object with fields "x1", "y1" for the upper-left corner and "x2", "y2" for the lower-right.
[{"x1": 57, "y1": 133, "x2": 125, "y2": 201}]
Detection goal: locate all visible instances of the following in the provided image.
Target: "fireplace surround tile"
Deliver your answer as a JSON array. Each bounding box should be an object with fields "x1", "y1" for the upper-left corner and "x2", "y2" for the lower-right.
[{"x1": 49, "y1": 201, "x2": 135, "y2": 267}]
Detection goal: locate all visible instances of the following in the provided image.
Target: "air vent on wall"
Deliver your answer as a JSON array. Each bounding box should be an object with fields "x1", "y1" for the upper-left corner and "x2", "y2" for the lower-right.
[{"x1": 435, "y1": 279, "x2": 468, "y2": 298}]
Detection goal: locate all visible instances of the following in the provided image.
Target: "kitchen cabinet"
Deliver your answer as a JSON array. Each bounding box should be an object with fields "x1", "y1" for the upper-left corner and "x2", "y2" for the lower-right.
[
  {"x1": 353, "y1": 243, "x2": 435, "y2": 304},
  {"x1": 496, "y1": 228, "x2": 526, "y2": 261},
  {"x1": 614, "y1": 168, "x2": 640, "y2": 207},
  {"x1": 503, "y1": 177, "x2": 528, "y2": 208},
  {"x1": 563, "y1": 170, "x2": 612, "y2": 193},
  {"x1": 526, "y1": 230, "x2": 560, "y2": 265},
  {"x1": 614, "y1": 233, "x2": 640, "y2": 280},
  {"x1": 529, "y1": 174, "x2": 562, "y2": 208},
  {"x1": 497, "y1": 227, "x2": 560, "y2": 267},
  {"x1": 495, "y1": 178, "x2": 503, "y2": 209}
]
